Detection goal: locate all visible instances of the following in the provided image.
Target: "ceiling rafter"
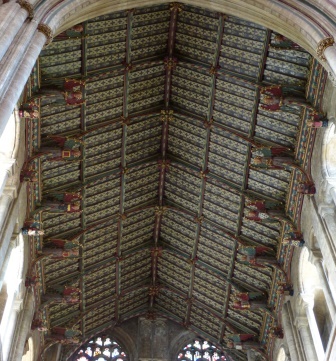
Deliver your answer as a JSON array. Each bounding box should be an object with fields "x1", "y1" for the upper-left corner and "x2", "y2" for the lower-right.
[
  {"x1": 150, "y1": 3, "x2": 180, "y2": 310},
  {"x1": 220, "y1": 27, "x2": 275, "y2": 342},
  {"x1": 78, "y1": 20, "x2": 89, "y2": 337},
  {"x1": 114, "y1": 8, "x2": 134, "y2": 323},
  {"x1": 184, "y1": 13, "x2": 226, "y2": 329}
]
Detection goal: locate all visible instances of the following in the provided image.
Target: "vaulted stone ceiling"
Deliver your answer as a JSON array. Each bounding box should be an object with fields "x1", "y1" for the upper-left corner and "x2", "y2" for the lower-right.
[{"x1": 23, "y1": 3, "x2": 326, "y2": 360}]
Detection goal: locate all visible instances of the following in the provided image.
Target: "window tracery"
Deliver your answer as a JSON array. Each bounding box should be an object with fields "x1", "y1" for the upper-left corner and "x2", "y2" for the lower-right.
[
  {"x1": 75, "y1": 336, "x2": 128, "y2": 361},
  {"x1": 177, "y1": 339, "x2": 228, "y2": 361}
]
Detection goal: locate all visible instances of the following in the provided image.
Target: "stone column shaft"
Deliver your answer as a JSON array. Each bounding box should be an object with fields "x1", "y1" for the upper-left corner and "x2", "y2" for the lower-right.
[
  {"x1": 282, "y1": 303, "x2": 300, "y2": 361},
  {"x1": 0, "y1": 158, "x2": 15, "y2": 197},
  {"x1": 0, "y1": 31, "x2": 46, "y2": 137},
  {"x1": 9, "y1": 291, "x2": 34, "y2": 361},
  {"x1": 0, "y1": 193, "x2": 13, "y2": 232},
  {"x1": 0, "y1": 4, "x2": 29, "y2": 63},
  {"x1": 0, "y1": 238, "x2": 16, "y2": 292},
  {"x1": 301, "y1": 296, "x2": 325, "y2": 361},
  {"x1": 314, "y1": 258, "x2": 336, "y2": 320},
  {"x1": 295, "y1": 316, "x2": 319, "y2": 361}
]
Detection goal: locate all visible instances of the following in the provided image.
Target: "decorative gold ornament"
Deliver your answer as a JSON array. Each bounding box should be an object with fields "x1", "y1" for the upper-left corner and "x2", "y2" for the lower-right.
[
  {"x1": 185, "y1": 297, "x2": 194, "y2": 304},
  {"x1": 158, "y1": 159, "x2": 171, "y2": 170},
  {"x1": 160, "y1": 109, "x2": 174, "y2": 122},
  {"x1": 124, "y1": 63, "x2": 132, "y2": 71},
  {"x1": 199, "y1": 169, "x2": 209, "y2": 178},
  {"x1": 18, "y1": 0, "x2": 34, "y2": 19},
  {"x1": 170, "y1": 2, "x2": 183, "y2": 12},
  {"x1": 203, "y1": 118, "x2": 213, "y2": 129},
  {"x1": 120, "y1": 116, "x2": 130, "y2": 126},
  {"x1": 119, "y1": 213, "x2": 127, "y2": 221},
  {"x1": 187, "y1": 257, "x2": 198, "y2": 265},
  {"x1": 316, "y1": 37, "x2": 334, "y2": 61},
  {"x1": 148, "y1": 286, "x2": 160, "y2": 296},
  {"x1": 164, "y1": 57, "x2": 177, "y2": 70},
  {"x1": 155, "y1": 206, "x2": 168, "y2": 216},
  {"x1": 37, "y1": 23, "x2": 53, "y2": 45},
  {"x1": 151, "y1": 247, "x2": 163, "y2": 257},
  {"x1": 194, "y1": 215, "x2": 204, "y2": 224},
  {"x1": 209, "y1": 66, "x2": 219, "y2": 75},
  {"x1": 120, "y1": 166, "x2": 128, "y2": 174}
]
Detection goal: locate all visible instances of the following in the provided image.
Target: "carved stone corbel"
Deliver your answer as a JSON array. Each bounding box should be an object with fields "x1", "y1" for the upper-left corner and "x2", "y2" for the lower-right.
[
  {"x1": 18, "y1": 0, "x2": 34, "y2": 20},
  {"x1": 316, "y1": 37, "x2": 334, "y2": 62},
  {"x1": 37, "y1": 24, "x2": 53, "y2": 46}
]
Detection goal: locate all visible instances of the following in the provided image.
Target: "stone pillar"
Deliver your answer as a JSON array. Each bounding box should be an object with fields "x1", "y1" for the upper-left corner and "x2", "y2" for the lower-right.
[
  {"x1": 282, "y1": 303, "x2": 300, "y2": 361},
  {"x1": 9, "y1": 290, "x2": 34, "y2": 361},
  {"x1": 0, "y1": 237, "x2": 17, "y2": 292},
  {"x1": 0, "y1": 285, "x2": 8, "y2": 324},
  {"x1": 0, "y1": 2, "x2": 29, "y2": 63},
  {"x1": 309, "y1": 251, "x2": 336, "y2": 321},
  {"x1": 138, "y1": 317, "x2": 169, "y2": 361},
  {"x1": 44, "y1": 344, "x2": 61, "y2": 361},
  {"x1": 295, "y1": 315, "x2": 318, "y2": 361},
  {"x1": 153, "y1": 319, "x2": 168, "y2": 360},
  {"x1": 0, "y1": 158, "x2": 15, "y2": 196},
  {"x1": 301, "y1": 294, "x2": 325, "y2": 361},
  {"x1": 318, "y1": 205, "x2": 336, "y2": 253},
  {"x1": 0, "y1": 190, "x2": 14, "y2": 232},
  {"x1": 325, "y1": 46, "x2": 336, "y2": 87},
  {"x1": 0, "y1": 161, "x2": 13, "y2": 200},
  {"x1": 0, "y1": 30, "x2": 47, "y2": 136},
  {"x1": 138, "y1": 318, "x2": 152, "y2": 361}
]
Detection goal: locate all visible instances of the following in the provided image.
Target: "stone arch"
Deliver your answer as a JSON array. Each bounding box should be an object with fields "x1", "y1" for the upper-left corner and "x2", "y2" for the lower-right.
[
  {"x1": 0, "y1": 233, "x2": 25, "y2": 361},
  {"x1": 1, "y1": 2, "x2": 336, "y2": 360},
  {"x1": 296, "y1": 246, "x2": 334, "y2": 357},
  {"x1": 318, "y1": 119, "x2": 336, "y2": 206},
  {"x1": 21, "y1": 337, "x2": 34, "y2": 361},
  {"x1": 276, "y1": 346, "x2": 289, "y2": 361},
  {"x1": 169, "y1": 330, "x2": 197, "y2": 360},
  {"x1": 323, "y1": 122, "x2": 336, "y2": 179},
  {"x1": 271, "y1": 338, "x2": 292, "y2": 361},
  {"x1": 299, "y1": 247, "x2": 319, "y2": 294},
  {"x1": 67, "y1": 326, "x2": 137, "y2": 361}
]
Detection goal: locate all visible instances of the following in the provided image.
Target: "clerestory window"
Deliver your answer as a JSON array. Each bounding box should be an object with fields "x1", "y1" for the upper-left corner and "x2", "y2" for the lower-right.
[
  {"x1": 177, "y1": 339, "x2": 228, "y2": 361},
  {"x1": 74, "y1": 336, "x2": 128, "y2": 361}
]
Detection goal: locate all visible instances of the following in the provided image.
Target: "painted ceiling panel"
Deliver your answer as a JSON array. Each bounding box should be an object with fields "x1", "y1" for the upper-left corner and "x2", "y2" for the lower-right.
[{"x1": 23, "y1": 3, "x2": 327, "y2": 360}]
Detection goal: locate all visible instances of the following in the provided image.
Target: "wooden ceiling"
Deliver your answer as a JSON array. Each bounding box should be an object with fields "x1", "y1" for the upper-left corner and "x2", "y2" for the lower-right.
[{"x1": 24, "y1": 3, "x2": 326, "y2": 360}]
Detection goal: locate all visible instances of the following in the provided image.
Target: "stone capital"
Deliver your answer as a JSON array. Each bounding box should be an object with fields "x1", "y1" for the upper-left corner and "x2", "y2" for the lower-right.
[
  {"x1": 308, "y1": 250, "x2": 322, "y2": 265},
  {"x1": 300, "y1": 293, "x2": 314, "y2": 309},
  {"x1": 318, "y1": 203, "x2": 335, "y2": 217},
  {"x1": 13, "y1": 298, "x2": 23, "y2": 312},
  {"x1": 317, "y1": 37, "x2": 334, "y2": 62},
  {"x1": 0, "y1": 157, "x2": 16, "y2": 177},
  {"x1": 10, "y1": 234, "x2": 20, "y2": 248},
  {"x1": 18, "y1": 0, "x2": 34, "y2": 19},
  {"x1": 4, "y1": 184, "x2": 17, "y2": 199},
  {"x1": 294, "y1": 316, "x2": 309, "y2": 329}
]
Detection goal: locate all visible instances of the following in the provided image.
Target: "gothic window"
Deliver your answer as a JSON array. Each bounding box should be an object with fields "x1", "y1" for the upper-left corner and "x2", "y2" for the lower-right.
[
  {"x1": 74, "y1": 336, "x2": 128, "y2": 361},
  {"x1": 276, "y1": 347, "x2": 288, "y2": 361},
  {"x1": 0, "y1": 234, "x2": 24, "y2": 361},
  {"x1": 177, "y1": 339, "x2": 228, "y2": 361},
  {"x1": 299, "y1": 247, "x2": 332, "y2": 354}
]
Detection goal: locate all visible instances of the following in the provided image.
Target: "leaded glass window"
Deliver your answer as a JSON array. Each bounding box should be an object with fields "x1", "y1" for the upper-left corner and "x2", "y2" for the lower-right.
[
  {"x1": 75, "y1": 336, "x2": 128, "y2": 361},
  {"x1": 178, "y1": 339, "x2": 228, "y2": 361}
]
